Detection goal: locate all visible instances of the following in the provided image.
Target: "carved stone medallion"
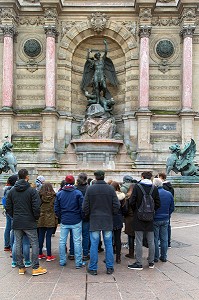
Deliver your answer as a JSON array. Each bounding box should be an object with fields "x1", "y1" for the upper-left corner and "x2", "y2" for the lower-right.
[
  {"x1": 89, "y1": 12, "x2": 109, "y2": 33},
  {"x1": 156, "y1": 40, "x2": 174, "y2": 59}
]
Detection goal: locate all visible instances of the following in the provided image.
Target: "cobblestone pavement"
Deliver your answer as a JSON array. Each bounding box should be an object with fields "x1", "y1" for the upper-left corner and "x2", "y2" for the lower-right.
[{"x1": 0, "y1": 212, "x2": 199, "y2": 300}]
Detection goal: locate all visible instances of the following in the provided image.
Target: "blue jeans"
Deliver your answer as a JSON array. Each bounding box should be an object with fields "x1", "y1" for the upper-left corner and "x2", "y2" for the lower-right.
[
  {"x1": 154, "y1": 220, "x2": 169, "y2": 261},
  {"x1": 38, "y1": 227, "x2": 54, "y2": 256},
  {"x1": 14, "y1": 229, "x2": 39, "y2": 269},
  {"x1": 59, "y1": 221, "x2": 82, "y2": 267},
  {"x1": 70, "y1": 221, "x2": 90, "y2": 257},
  {"x1": 4, "y1": 214, "x2": 13, "y2": 248},
  {"x1": 12, "y1": 233, "x2": 30, "y2": 263},
  {"x1": 89, "y1": 231, "x2": 114, "y2": 271}
]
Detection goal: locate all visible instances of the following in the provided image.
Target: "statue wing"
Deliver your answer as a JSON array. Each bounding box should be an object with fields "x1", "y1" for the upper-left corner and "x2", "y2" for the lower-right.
[
  {"x1": 81, "y1": 59, "x2": 94, "y2": 91},
  {"x1": 104, "y1": 57, "x2": 119, "y2": 87},
  {"x1": 179, "y1": 139, "x2": 196, "y2": 169}
]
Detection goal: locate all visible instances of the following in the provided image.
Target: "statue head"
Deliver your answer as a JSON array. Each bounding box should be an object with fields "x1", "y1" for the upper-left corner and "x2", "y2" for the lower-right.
[
  {"x1": 94, "y1": 51, "x2": 101, "y2": 59},
  {"x1": 169, "y1": 143, "x2": 180, "y2": 153}
]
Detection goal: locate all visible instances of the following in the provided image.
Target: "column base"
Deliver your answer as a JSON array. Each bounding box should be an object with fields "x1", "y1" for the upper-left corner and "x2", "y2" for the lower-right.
[
  {"x1": 181, "y1": 107, "x2": 193, "y2": 113},
  {"x1": 138, "y1": 107, "x2": 151, "y2": 112},
  {"x1": 43, "y1": 106, "x2": 56, "y2": 112},
  {"x1": 1, "y1": 106, "x2": 13, "y2": 111}
]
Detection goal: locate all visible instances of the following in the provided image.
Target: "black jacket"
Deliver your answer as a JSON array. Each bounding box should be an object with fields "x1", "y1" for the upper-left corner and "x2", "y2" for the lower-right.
[
  {"x1": 6, "y1": 179, "x2": 41, "y2": 230},
  {"x1": 163, "y1": 181, "x2": 174, "y2": 196},
  {"x1": 83, "y1": 180, "x2": 120, "y2": 231},
  {"x1": 130, "y1": 182, "x2": 160, "y2": 232}
]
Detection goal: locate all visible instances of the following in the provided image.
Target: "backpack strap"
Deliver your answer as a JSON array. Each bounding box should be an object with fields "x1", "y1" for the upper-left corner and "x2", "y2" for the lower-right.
[{"x1": 137, "y1": 183, "x2": 154, "y2": 195}]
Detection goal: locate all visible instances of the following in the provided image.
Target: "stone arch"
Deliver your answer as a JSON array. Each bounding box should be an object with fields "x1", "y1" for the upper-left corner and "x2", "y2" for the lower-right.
[{"x1": 57, "y1": 20, "x2": 139, "y2": 115}]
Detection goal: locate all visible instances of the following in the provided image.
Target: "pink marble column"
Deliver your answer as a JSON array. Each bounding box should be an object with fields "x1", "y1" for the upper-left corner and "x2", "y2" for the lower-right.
[
  {"x1": 181, "y1": 25, "x2": 195, "y2": 111},
  {"x1": 0, "y1": 25, "x2": 16, "y2": 109},
  {"x1": 44, "y1": 26, "x2": 58, "y2": 110},
  {"x1": 138, "y1": 25, "x2": 151, "y2": 111}
]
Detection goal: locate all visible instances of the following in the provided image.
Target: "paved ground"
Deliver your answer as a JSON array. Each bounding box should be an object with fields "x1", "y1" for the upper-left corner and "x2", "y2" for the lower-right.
[{"x1": 0, "y1": 212, "x2": 199, "y2": 300}]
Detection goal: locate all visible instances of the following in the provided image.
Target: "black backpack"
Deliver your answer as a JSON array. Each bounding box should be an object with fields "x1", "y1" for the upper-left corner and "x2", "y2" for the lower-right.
[{"x1": 137, "y1": 184, "x2": 155, "y2": 222}]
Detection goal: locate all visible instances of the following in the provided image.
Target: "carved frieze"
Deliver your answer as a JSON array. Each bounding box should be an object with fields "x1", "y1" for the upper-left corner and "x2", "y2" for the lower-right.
[
  {"x1": 19, "y1": 17, "x2": 44, "y2": 26},
  {"x1": 17, "y1": 95, "x2": 45, "y2": 100},
  {"x1": 16, "y1": 74, "x2": 45, "y2": 79},
  {"x1": 88, "y1": 12, "x2": 109, "y2": 33},
  {"x1": 150, "y1": 97, "x2": 180, "y2": 101},
  {"x1": 150, "y1": 75, "x2": 180, "y2": 80},
  {"x1": 0, "y1": 8, "x2": 18, "y2": 23},
  {"x1": 152, "y1": 17, "x2": 180, "y2": 27},
  {"x1": 153, "y1": 123, "x2": 176, "y2": 131},
  {"x1": 18, "y1": 122, "x2": 41, "y2": 131},
  {"x1": 17, "y1": 85, "x2": 45, "y2": 90},
  {"x1": 150, "y1": 85, "x2": 179, "y2": 90}
]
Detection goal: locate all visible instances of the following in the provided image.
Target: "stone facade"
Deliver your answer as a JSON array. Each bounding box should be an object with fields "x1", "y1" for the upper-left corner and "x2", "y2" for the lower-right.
[{"x1": 0, "y1": 0, "x2": 199, "y2": 184}]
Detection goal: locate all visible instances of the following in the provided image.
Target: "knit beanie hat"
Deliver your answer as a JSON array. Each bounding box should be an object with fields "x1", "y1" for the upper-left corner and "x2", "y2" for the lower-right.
[{"x1": 65, "y1": 175, "x2": 75, "y2": 184}]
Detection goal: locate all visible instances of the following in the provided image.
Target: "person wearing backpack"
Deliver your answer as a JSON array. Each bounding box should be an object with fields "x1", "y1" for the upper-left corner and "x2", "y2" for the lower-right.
[
  {"x1": 128, "y1": 171, "x2": 160, "y2": 270},
  {"x1": 153, "y1": 178, "x2": 174, "y2": 262}
]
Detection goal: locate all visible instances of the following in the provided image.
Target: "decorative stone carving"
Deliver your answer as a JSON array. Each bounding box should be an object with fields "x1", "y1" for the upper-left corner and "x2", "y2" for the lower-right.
[
  {"x1": 26, "y1": 58, "x2": 38, "y2": 73},
  {"x1": 180, "y1": 25, "x2": 196, "y2": 38},
  {"x1": 61, "y1": 21, "x2": 76, "y2": 40},
  {"x1": 44, "y1": 25, "x2": 59, "y2": 39},
  {"x1": 0, "y1": 24, "x2": 17, "y2": 37},
  {"x1": 18, "y1": 34, "x2": 45, "y2": 64},
  {"x1": 139, "y1": 8, "x2": 152, "y2": 22},
  {"x1": 181, "y1": 8, "x2": 196, "y2": 22},
  {"x1": 153, "y1": 122, "x2": 176, "y2": 131},
  {"x1": 158, "y1": 59, "x2": 170, "y2": 73},
  {"x1": 122, "y1": 21, "x2": 137, "y2": 40},
  {"x1": 44, "y1": 8, "x2": 57, "y2": 21},
  {"x1": 0, "y1": 8, "x2": 18, "y2": 23},
  {"x1": 89, "y1": 12, "x2": 109, "y2": 33},
  {"x1": 18, "y1": 122, "x2": 41, "y2": 130},
  {"x1": 19, "y1": 17, "x2": 44, "y2": 26},
  {"x1": 139, "y1": 25, "x2": 151, "y2": 38},
  {"x1": 152, "y1": 17, "x2": 180, "y2": 26}
]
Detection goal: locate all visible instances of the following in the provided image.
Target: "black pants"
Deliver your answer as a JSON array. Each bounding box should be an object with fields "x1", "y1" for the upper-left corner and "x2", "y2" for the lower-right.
[{"x1": 113, "y1": 229, "x2": 122, "y2": 255}]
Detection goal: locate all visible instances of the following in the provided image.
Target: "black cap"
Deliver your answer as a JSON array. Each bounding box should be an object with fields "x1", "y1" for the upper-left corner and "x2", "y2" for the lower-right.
[
  {"x1": 8, "y1": 174, "x2": 18, "y2": 186},
  {"x1": 94, "y1": 170, "x2": 105, "y2": 177}
]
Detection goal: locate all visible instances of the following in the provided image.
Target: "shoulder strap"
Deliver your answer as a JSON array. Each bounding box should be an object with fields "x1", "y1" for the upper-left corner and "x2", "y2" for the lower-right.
[
  {"x1": 149, "y1": 185, "x2": 154, "y2": 195},
  {"x1": 137, "y1": 184, "x2": 146, "y2": 195}
]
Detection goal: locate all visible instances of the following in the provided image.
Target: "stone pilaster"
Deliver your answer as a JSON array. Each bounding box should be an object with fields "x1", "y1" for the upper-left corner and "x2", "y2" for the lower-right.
[
  {"x1": 44, "y1": 25, "x2": 59, "y2": 110},
  {"x1": 0, "y1": 25, "x2": 17, "y2": 110},
  {"x1": 138, "y1": 25, "x2": 151, "y2": 111},
  {"x1": 180, "y1": 25, "x2": 196, "y2": 112}
]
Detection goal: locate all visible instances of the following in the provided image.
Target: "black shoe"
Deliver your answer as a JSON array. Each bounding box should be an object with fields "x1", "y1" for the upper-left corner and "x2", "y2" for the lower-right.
[
  {"x1": 98, "y1": 247, "x2": 104, "y2": 253},
  {"x1": 128, "y1": 262, "x2": 143, "y2": 270},
  {"x1": 83, "y1": 255, "x2": 90, "y2": 261},
  {"x1": 87, "y1": 268, "x2": 97, "y2": 275},
  {"x1": 149, "y1": 263, "x2": 154, "y2": 269},
  {"x1": 154, "y1": 259, "x2": 158, "y2": 263},
  {"x1": 160, "y1": 257, "x2": 167, "y2": 262},
  {"x1": 68, "y1": 255, "x2": 75, "y2": 260},
  {"x1": 106, "y1": 268, "x2": 114, "y2": 275}
]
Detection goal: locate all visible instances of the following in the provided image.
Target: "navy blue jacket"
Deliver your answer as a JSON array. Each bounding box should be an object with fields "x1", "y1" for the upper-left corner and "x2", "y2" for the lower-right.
[
  {"x1": 154, "y1": 187, "x2": 174, "y2": 221},
  {"x1": 54, "y1": 184, "x2": 84, "y2": 225}
]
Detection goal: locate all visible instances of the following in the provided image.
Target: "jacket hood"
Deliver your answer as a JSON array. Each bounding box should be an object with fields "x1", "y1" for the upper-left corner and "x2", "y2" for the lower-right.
[
  {"x1": 163, "y1": 181, "x2": 172, "y2": 188},
  {"x1": 14, "y1": 179, "x2": 30, "y2": 192}
]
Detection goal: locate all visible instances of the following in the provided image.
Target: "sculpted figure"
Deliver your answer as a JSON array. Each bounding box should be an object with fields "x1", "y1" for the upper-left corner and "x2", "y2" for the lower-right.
[
  {"x1": 0, "y1": 139, "x2": 17, "y2": 174},
  {"x1": 81, "y1": 39, "x2": 118, "y2": 105},
  {"x1": 166, "y1": 139, "x2": 199, "y2": 176}
]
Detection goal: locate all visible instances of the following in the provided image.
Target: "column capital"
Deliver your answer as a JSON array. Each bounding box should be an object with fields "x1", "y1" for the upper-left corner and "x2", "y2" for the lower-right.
[
  {"x1": 139, "y1": 25, "x2": 151, "y2": 38},
  {"x1": 44, "y1": 25, "x2": 59, "y2": 39},
  {"x1": 0, "y1": 24, "x2": 17, "y2": 38},
  {"x1": 180, "y1": 25, "x2": 196, "y2": 38}
]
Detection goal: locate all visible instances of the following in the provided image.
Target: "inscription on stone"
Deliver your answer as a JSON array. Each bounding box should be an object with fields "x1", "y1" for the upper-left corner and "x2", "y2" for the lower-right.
[
  {"x1": 18, "y1": 122, "x2": 41, "y2": 130},
  {"x1": 153, "y1": 122, "x2": 176, "y2": 131}
]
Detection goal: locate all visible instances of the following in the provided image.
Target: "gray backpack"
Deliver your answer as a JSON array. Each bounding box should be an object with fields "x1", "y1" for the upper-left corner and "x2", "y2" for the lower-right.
[{"x1": 137, "y1": 184, "x2": 155, "y2": 222}]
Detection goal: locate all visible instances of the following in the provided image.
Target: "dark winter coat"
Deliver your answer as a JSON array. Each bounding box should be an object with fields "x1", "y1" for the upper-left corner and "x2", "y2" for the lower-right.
[
  {"x1": 113, "y1": 191, "x2": 125, "y2": 230},
  {"x1": 83, "y1": 180, "x2": 120, "y2": 231},
  {"x1": 154, "y1": 187, "x2": 174, "y2": 221},
  {"x1": 75, "y1": 183, "x2": 89, "y2": 221},
  {"x1": 163, "y1": 181, "x2": 174, "y2": 196},
  {"x1": 124, "y1": 197, "x2": 135, "y2": 237},
  {"x1": 54, "y1": 184, "x2": 84, "y2": 225},
  {"x1": 130, "y1": 181, "x2": 160, "y2": 232},
  {"x1": 6, "y1": 179, "x2": 41, "y2": 230},
  {"x1": 37, "y1": 192, "x2": 58, "y2": 228}
]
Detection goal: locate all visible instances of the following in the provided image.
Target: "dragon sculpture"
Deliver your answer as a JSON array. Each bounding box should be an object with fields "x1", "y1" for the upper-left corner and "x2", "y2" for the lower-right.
[{"x1": 166, "y1": 139, "x2": 199, "y2": 176}]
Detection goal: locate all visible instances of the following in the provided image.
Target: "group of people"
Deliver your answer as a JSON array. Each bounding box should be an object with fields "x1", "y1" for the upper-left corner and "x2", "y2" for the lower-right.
[{"x1": 2, "y1": 168, "x2": 174, "y2": 276}]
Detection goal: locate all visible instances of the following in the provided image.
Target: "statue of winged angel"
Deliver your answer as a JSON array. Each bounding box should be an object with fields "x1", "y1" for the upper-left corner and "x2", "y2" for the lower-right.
[
  {"x1": 81, "y1": 39, "x2": 118, "y2": 106},
  {"x1": 166, "y1": 138, "x2": 199, "y2": 176}
]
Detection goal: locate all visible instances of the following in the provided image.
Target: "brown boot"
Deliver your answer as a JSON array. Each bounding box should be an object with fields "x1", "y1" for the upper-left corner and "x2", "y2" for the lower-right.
[
  {"x1": 116, "y1": 254, "x2": 121, "y2": 264},
  {"x1": 125, "y1": 248, "x2": 134, "y2": 259}
]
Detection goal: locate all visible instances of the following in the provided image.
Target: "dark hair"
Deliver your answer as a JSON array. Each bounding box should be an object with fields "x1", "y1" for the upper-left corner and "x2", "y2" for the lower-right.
[
  {"x1": 77, "y1": 172, "x2": 87, "y2": 185},
  {"x1": 39, "y1": 182, "x2": 56, "y2": 197},
  {"x1": 158, "y1": 172, "x2": 166, "y2": 180},
  {"x1": 87, "y1": 178, "x2": 93, "y2": 185},
  {"x1": 60, "y1": 180, "x2": 66, "y2": 189},
  {"x1": 111, "y1": 181, "x2": 120, "y2": 192},
  {"x1": 141, "y1": 171, "x2": 153, "y2": 180},
  {"x1": 18, "y1": 169, "x2": 29, "y2": 179}
]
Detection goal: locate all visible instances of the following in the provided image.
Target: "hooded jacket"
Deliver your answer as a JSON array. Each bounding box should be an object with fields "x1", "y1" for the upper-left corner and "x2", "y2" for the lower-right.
[
  {"x1": 37, "y1": 192, "x2": 57, "y2": 228},
  {"x1": 6, "y1": 179, "x2": 41, "y2": 230},
  {"x1": 54, "y1": 184, "x2": 84, "y2": 225}
]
